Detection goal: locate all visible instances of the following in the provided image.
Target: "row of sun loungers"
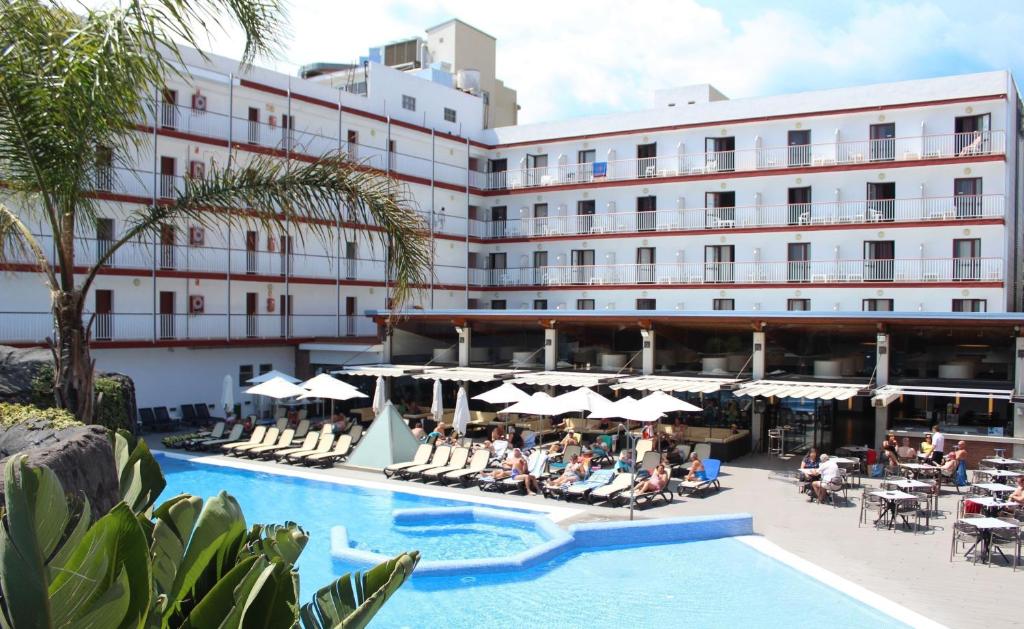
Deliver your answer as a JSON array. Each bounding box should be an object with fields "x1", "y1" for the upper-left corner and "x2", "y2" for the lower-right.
[{"x1": 169, "y1": 419, "x2": 363, "y2": 468}]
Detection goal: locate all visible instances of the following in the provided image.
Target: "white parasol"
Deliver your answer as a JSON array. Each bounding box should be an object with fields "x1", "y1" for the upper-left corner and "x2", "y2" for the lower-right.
[
  {"x1": 372, "y1": 375, "x2": 387, "y2": 415},
  {"x1": 472, "y1": 382, "x2": 530, "y2": 405},
  {"x1": 452, "y1": 386, "x2": 470, "y2": 436},
  {"x1": 430, "y1": 379, "x2": 444, "y2": 423}
]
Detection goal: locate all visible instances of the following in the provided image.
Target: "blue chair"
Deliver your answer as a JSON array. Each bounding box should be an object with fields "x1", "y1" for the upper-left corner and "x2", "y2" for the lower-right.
[
  {"x1": 563, "y1": 468, "x2": 615, "y2": 501},
  {"x1": 677, "y1": 458, "x2": 722, "y2": 497}
]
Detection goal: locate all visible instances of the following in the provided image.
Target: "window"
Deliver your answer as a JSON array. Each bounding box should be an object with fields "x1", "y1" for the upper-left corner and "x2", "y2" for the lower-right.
[
  {"x1": 401, "y1": 95, "x2": 416, "y2": 111},
  {"x1": 787, "y1": 186, "x2": 811, "y2": 225},
  {"x1": 868, "y1": 123, "x2": 895, "y2": 161},
  {"x1": 862, "y1": 299, "x2": 894, "y2": 312},
  {"x1": 577, "y1": 150, "x2": 596, "y2": 164},
  {"x1": 704, "y1": 245, "x2": 735, "y2": 283},
  {"x1": 787, "y1": 130, "x2": 811, "y2": 167},
  {"x1": 953, "y1": 238, "x2": 981, "y2": 280},
  {"x1": 866, "y1": 182, "x2": 895, "y2": 221},
  {"x1": 258, "y1": 363, "x2": 273, "y2": 376},
  {"x1": 705, "y1": 191, "x2": 736, "y2": 228},
  {"x1": 570, "y1": 249, "x2": 595, "y2": 284},
  {"x1": 712, "y1": 299, "x2": 734, "y2": 311},
  {"x1": 491, "y1": 300, "x2": 506, "y2": 310},
  {"x1": 94, "y1": 289, "x2": 113, "y2": 341},
  {"x1": 637, "y1": 195, "x2": 657, "y2": 231},
  {"x1": 444, "y1": 107, "x2": 456, "y2": 122},
  {"x1": 636, "y1": 247, "x2": 656, "y2": 284},
  {"x1": 954, "y1": 178, "x2": 983, "y2": 218},
  {"x1": 636, "y1": 298, "x2": 656, "y2": 310},
  {"x1": 954, "y1": 114, "x2": 991, "y2": 154},
  {"x1": 576, "y1": 200, "x2": 596, "y2": 234},
  {"x1": 787, "y1": 299, "x2": 811, "y2": 311},
  {"x1": 239, "y1": 365, "x2": 254, "y2": 385},
  {"x1": 96, "y1": 218, "x2": 115, "y2": 265},
  {"x1": 863, "y1": 240, "x2": 895, "y2": 281},
  {"x1": 705, "y1": 136, "x2": 735, "y2": 172},
  {"x1": 534, "y1": 299, "x2": 548, "y2": 310},
  {"x1": 576, "y1": 299, "x2": 595, "y2": 310},
  {"x1": 636, "y1": 143, "x2": 657, "y2": 177},
  {"x1": 952, "y1": 299, "x2": 987, "y2": 312},
  {"x1": 787, "y1": 243, "x2": 810, "y2": 282}
]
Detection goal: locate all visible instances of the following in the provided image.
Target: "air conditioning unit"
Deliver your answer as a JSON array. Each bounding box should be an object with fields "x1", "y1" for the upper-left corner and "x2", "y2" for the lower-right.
[
  {"x1": 191, "y1": 92, "x2": 207, "y2": 111},
  {"x1": 188, "y1": 160, "x2": 205, "y2": 179},
  {"x1": 189, "y1": 226, "x2": 205, "y2": 246},
  {"x1": 189, "y1": 295, "x2": 205, "y2": 314}
]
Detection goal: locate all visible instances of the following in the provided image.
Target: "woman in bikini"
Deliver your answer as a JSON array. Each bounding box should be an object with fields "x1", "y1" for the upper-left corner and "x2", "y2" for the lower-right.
[{"x1": 635, "y1": 464, "x2": 669, "y2": 494}]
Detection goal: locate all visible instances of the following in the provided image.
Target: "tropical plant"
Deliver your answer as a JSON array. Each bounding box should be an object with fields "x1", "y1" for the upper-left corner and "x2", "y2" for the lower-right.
[
  {"x1": 0, "y1": 454, "x2": 419, "y2": 628},
  {"x1": 0, "y1": 0, "x2": 431, "y2": 421}
]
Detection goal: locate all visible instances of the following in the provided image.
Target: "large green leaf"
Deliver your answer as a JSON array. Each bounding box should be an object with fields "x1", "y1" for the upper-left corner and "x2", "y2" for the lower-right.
[
  {"x1": 300, "y1": 552, "x2": 420, "y2": 629},
  {"x1": 48, "y1": 502, "x2": 151, "y2": 629},
  {"x1": 149, "y1": 494, "x2": 204, "y2": 608},
  {"x1": 179, "y1": 555, "x2": 260, "y2": 628},
  {"x1": 110, "y1": 430, "x2": 167, "y2": 514}
]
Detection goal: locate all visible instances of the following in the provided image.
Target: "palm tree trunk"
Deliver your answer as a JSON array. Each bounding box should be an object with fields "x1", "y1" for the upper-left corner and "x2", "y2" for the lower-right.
[{"x1": 51, "y1": 290, "x2": 95, "y2": 422}]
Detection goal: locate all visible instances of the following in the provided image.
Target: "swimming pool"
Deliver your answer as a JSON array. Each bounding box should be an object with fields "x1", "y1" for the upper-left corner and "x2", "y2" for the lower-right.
[{"x1": 159, "y1": 454, "x2": 909, "y2": 628}]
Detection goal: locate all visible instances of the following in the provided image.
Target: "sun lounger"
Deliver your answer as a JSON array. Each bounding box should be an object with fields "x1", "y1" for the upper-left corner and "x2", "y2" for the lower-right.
[
  {"x1": 229, "y1": 427, "x2": 278, "y2": 455},
  {"x1": 442, "y1": 449, "x2": 491, "y2": 486},
  {"x1": 420, "y1": 447, "x2": 471, "y2": 482},
  {"x1": 194, "y1": 403, "x2": 221, "y2": 424},
  {"x1": 588, "y1": 472, "x2": 635, "y2": 504},
  {"x1": 221, "y1": 426, "x2": 267, "y2": 453},
  {"x1": 619, "y1": 479, "x2": 674, "y2": 508},
  {"x1": 292, "y1": 419, "x2": 310, "y2": 441},
  {"x1": 398, "y1": 446, "x2": 452, "y2": 479},
  {"x1": 192, "y1": 423, "x2": 242, "y2": 450},
  {"x1": 180, "y1": 404, "x2": 199, "y2": 426},
  {"x1": 154, "y1": 406, "x2": 175, "y2": 431},
  {"x1": 348, "y1": 423, "x2": 363, "y2": 445},
  {"x1": 302, "y1": 434, "x2": 353, "y2": 467},
  {"x1": 482, "y1": 451, "x2": 545, "y2": 493},
  {"x1": 247, "y1": 428, "x2": 295, "y2": 457},
  {"x1": 564, "y1": 468, "x2": 616, "y2": 501},
  {"x1": 138, "y1": 408, "x2": 157, "y2": 432},
  {"x1": 271, "y1": 432, "x2": 318, "y2": 460},
  {"x1": 183, "y1": 421, "x2": 224, "y2": 448},
  {"x1": 677, "y1": 458, "x2": 722, "y2": 497},
  {"x1": 274, "y1": 418, "x2": 288, "y2": 432},
  {"x1": 283, "y1": 433, "x2": 335, "y2": 462},
  {"x1": 383, "y1": 444, "x2": 433, "y2": 478}
]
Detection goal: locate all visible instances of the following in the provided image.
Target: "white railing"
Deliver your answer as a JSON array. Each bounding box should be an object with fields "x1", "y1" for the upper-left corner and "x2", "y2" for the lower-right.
[
  {"x1": 475, "y1": 130, "x2": 1007, "y2": 191},
  {"x1": 0, "y1": 312, "x2": 378, "y2": 344},
  {"x1": 470, "y1": 257, "x2": 1004, "y2": 287},
  {"x1": 469, "y1": 194, "x2": 1004, "y2": 238}
]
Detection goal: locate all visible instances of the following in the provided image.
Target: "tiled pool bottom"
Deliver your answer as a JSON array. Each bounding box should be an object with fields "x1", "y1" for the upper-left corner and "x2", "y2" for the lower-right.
[{"x1": 159, "y1": 454, "x2": 913, "y2": 628}]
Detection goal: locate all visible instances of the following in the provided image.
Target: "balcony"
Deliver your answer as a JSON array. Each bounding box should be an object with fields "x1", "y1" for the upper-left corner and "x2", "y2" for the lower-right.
[
  {"x1": 470, "y1": 257, "x2": 1004, "y2": 287},
  {"x1": 0, "y1": 312, "x2": 379, "y2": 345},
  {"x1": 472, "y1": 130, "x2": 1007, "y2": 192},
  {"x1": 469, "y1": 194, "x2": 1004, "y2": 239}
]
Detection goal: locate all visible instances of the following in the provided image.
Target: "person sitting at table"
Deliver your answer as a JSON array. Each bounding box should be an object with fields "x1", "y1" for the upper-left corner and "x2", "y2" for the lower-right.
[
  {"x1": 897, "y1": 437, "x2": 917, "y2": 462},
  {"x1": 684, "y1": 452, "x2": 706, "y2": 482},
  {"x1": 410, "y1": 422, "x2": 425, "y2": 441},
  {"x1": 880, "y1": 440, "x2": 899, "y2": 470},
  {"x1": 811, "y1": 454, "x2": 843, "y2": 504},
  {"x1": 615, "y1": 449, "x2": 635, "y2": 473},
  {"x1": 919, "y1": 434, "x2": 934, "y2": 458},
  {"x1": 936, "y1": 441, "x2": 969, "y2": 484},
  {"x1": 799, "y1": 448, "x2": 820, "y2": 477},
  {"x1": 490, "y1": 424, "x2": 506, "y2": 442},
  {"x1": 634, "y1": 464, "x2": 669, "y2": 495},
  {"x1": 1000, "y1": 476, "x2": 1024, "y2": 514}
]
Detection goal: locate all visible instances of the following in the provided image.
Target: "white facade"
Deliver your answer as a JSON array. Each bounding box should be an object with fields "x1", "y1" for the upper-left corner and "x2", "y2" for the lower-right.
[{"x1": 0, "y1": 38, "x2": 1020, "y2": 409}]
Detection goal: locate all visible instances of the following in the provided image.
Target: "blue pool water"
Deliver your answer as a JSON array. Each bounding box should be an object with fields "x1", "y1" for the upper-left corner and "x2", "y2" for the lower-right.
[{"x1": 159, "y1": 455, "x2": 906, "y2": 628}]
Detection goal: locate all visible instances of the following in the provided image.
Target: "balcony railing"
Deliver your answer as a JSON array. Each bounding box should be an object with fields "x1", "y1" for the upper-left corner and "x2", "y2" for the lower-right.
[
  {"x1": 472, "y1": 130, "x2": 1007, "y2": 191},
  {"x1": 470, "y1": 257, "x2": 1003, "y2": 287},
  {"x1": 0, "y1": 312, "x2": 379, "y2": 344},
  {"x1": 468, "y1": 194, "x2": 1004, "y2": 239}
]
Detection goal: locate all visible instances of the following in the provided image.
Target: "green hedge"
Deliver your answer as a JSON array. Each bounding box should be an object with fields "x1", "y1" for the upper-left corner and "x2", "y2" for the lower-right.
[
  {"x1": 30, "y1": 364, "x2": 134, "y2": 430},
  {"x1": 0, "y1": 403, "x2": 81, "y2": 430}
]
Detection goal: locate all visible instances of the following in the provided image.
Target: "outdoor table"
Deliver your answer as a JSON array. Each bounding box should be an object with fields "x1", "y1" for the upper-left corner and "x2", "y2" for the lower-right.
[
  {"x1": 989, "y1": 469, "x2": 1024, "y2": 480},
  {"x1": 891, "y1": 479, "x2": 930, "y2": 491},
  {"x1": 832, "y1": 457, "x2": 859, "y2": 465},
  {"x1": 973, "y1": 482, "x2": 1015, "y2": 496},
  {"x1": 965, "y1": 497, "x2": 1012, "y2": 516},
  {"x1": 838, "y1": 445, "x2": 869, "y2": 457},
  {"x1": 961, "y1": 517, "x2": 1020, "y2": 561},
  {"x1": 982, "y1": 457, "x2": 1023, "y2": 470},
  {"x1": 899, "y1": 463, "x2": 940, "y2": 479},
  {"x1": 870, "y1": 490, "x2": 917, "y2": 529}
]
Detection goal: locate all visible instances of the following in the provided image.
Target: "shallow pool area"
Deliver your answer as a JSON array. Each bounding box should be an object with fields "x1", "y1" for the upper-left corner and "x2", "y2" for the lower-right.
[{"x1": 158, "y1": 453, "x2": 911, "y2": 628}]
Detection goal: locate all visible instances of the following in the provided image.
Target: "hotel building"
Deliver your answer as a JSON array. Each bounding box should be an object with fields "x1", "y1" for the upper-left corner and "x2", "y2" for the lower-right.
[{"x1": 2, "y1": 21, "x2": 1023, "y2": 456}]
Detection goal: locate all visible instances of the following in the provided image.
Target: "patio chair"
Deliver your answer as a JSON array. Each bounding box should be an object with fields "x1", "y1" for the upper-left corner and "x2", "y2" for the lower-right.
[
  {"x1": 893, "y1": 497, "x2": 923, "y2": 533},
  {"x1": 194, "y1": 423, "x2": 243, "y2": 450},
  {"x1": 588, "y1": 472, "x2": 635, "y2": 505},
  {"x1": 619, "y1": 474, "x2": 674, "y2": 509},
  {"x1": 635, "y1": 439, "x2": 654, "y2": 461},
  {"x1": 154, "y1": 407, "x2": 175, "y2": 431},
  {"x1": 824, "y1": 473, "x2": 848, "y2": 508},
  {"x1": 138, "y1": 408, "x2": 157, "y2": 433},
  {"x1": 302, "y1": 434, "x2": 354, "y2": 467},
  {"x1": 988, "y1": 522, "x2": 1021, "y2": 570},
  {"x1": 420, "y1": 447, "x2": 471, "y2": 483},
  {"x1": 677, "y1": 458, "x2": 721, "y2": 498},
  {"x1": 221, "y1": 426, "x2": 267, "y2": 453},
  {"x1": 949, "y1": 520, "x2": 983, "y2": 563},
  {"x1": 291, "y1": 419, "x2": 311, "y2": 441},
  {"x1": 348, "y1": 423, "x2": 364, "y2": 445},
  {"x1": 383, "y1": 444, "x2": 433, "y2": 478},
  {"x1": 180, "y1": 404, "x2": 199, "y2": 427},
  {"x1": 182, "y1": 422, "x2": 224, "y2": 448},
  {"x1": 549, "y1": 444, "x2": 582, "y2": 472},
  {"x1": 274, "y1": 418, "x2": 288, "y2": 432},
  {"x1": 693, "y1": 443, "x2": 712, "y2": 461},
  {"x1": 486, "y1": 451, "x2": 547, "y2": 494},
  {"x1": 858, "y1": 489, "x2": 885, "y2": 527},
  {"x1": 271, "y1": 432, "x2": 318, "y2": 460},
  {"x1": 564, "y1": 468, "x2": 616, "y2": 502},
  {"x1": 247, "y1": 429, "x2": 295, "y2": 458},
  {"x1": 399, "y1": 446, "x2": 452, "y2": 479},
  {"x1": 193, "y1": 403, "x2": 221, "y2": 423},
  {"x1": 442, "y1": 449, "x2": 491, "y2": 486},
  {"x1": 228, "y1": 427, "x2": 278, "y2": 456},
  {"x1": 283, "y1": 433, "x2": 335, "y2": 463}
]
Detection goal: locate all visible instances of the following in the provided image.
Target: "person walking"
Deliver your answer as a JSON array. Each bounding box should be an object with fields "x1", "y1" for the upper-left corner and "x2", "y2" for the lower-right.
[{"x1": 930, "y1": 424, "x2": 945, "y2": 465}]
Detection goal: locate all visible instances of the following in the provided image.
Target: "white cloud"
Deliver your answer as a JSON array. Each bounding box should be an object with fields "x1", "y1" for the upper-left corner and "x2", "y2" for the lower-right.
[{"x1": 81, "y1": 0, "x2": 1024, "y2": 124}]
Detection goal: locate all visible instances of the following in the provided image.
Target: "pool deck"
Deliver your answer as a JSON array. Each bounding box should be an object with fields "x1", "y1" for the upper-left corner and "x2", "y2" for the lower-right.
[{"x1": 151, "y1": 441, "x2": 1013, "y2": 629}]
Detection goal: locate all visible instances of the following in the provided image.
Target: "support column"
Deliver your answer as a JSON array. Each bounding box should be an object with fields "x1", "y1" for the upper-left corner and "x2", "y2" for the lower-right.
[
  {"x1": 874, "y1": 332, "x2": 891, "y2": 449},
  {"x1": 457, "y1": 326, "x2": 471, "y2": 367},
  {"x1": 544, "y1": 327, "x2": 557, "y2": 371},
  {"x1": 1014, "y1": 337, "x2": 1024, "y2": 458},
  {"x1": 381, "y1": 325, "x2": 393, "y2": 363},
  {"x1": 641, "y1": 329, "x2": 655, "y2": 375},
  {"x1": 751, "y1": 330, "x2": 766, "y2": 450}
]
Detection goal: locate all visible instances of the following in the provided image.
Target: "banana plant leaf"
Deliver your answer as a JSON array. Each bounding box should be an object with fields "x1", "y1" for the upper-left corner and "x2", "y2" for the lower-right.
[{"x1": 300, "y1": 552, "x2": 420, "y2": 629}]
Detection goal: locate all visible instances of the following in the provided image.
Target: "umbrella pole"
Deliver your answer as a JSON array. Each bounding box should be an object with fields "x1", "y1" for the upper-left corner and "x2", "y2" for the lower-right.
[{"x1": 629, "y1": 420, "x2": 636, "y2": 522}]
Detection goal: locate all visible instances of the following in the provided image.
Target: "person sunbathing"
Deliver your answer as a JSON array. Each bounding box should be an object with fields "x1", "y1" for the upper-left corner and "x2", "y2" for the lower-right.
[
  {"x1": 544, "y1": 454, "x2": 584, "y2": 490},
  {"x1": 615, "y1": 449, "x2": 634, "y2": 473},
  {"x1": 635, "y1": 464, "x2": 669, "y2": 494},
  {"x1": 522, "y1": 453, "x2": 547, "y2": 496},
  {"x1": 685, "y1": 452, "x2": 706, "y2": 482},
  {"x1": 489, "y1": 448, "x2": 527, "y2": 480}
]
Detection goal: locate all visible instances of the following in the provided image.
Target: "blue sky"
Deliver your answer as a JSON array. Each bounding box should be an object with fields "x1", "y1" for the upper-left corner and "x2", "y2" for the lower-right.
[{"x1": 177, "y1": 0, "x2": 1024, "y2": 124}]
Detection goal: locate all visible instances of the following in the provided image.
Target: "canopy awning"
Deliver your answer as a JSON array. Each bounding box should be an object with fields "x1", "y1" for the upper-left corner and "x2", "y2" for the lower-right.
[
  {"x1": 510, "y1": 371, "x2": 619, "y2": 388},
  {"x1": 612, "y1": 375, "x2": 739, "y2": 394},
  {"x1": 334, "y1": 364, "x2": 439, "y2": 378},
  {"x1": 734, "y1": 380, "x2": 868, "y2": 401},
  {"x1": 410, "y1": 367, "x2": 528, "y2": 382},
  {"x1": 873, "y1": 384, "x2": 1013, "y2": 407}
]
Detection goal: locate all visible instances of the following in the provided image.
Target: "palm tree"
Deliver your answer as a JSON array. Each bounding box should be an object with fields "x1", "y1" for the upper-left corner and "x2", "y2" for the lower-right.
[{"x1": 0, "y1": 0, "x2": 430, "y2": 421}]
